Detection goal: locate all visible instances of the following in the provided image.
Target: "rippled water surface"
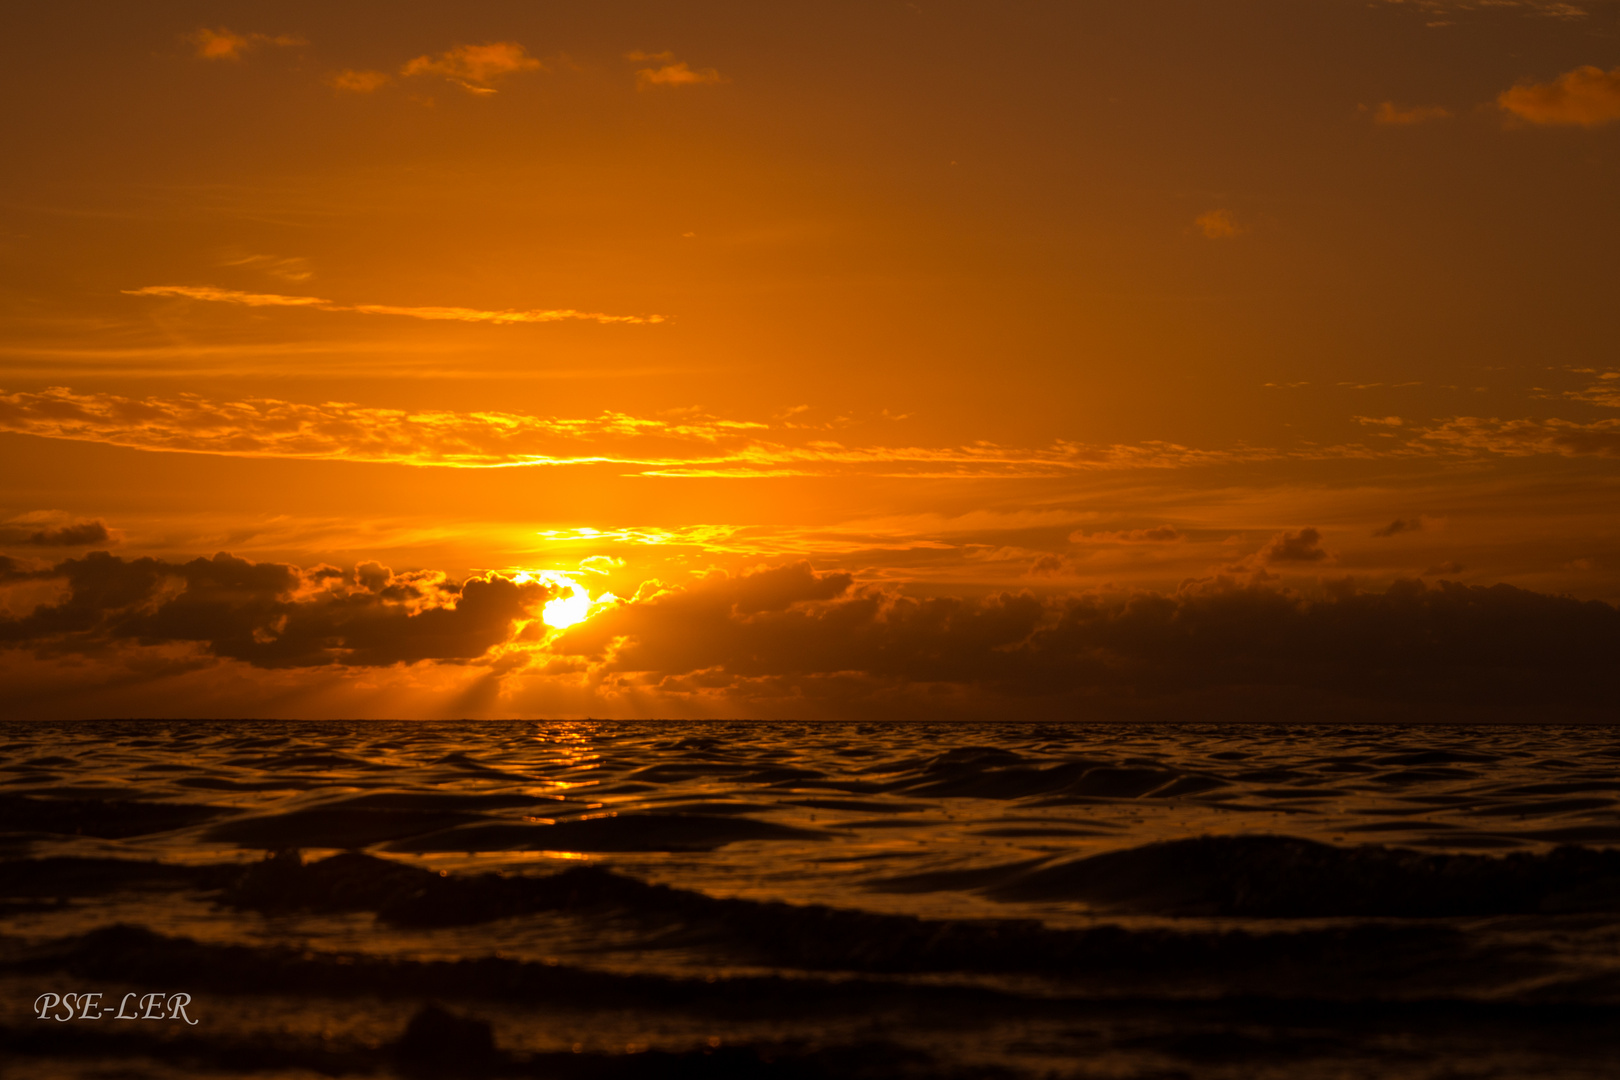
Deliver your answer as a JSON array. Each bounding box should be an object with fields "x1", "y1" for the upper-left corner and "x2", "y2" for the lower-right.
[{"x1": 4, "y1": 721, "x2": 1619, "y2": 1078}]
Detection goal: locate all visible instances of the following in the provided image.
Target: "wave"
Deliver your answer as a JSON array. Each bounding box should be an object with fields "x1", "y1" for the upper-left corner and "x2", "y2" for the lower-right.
[
  {"x1": 0, "y1": 792, "x2": 229, "y2": 839},
  {"x1": 975, "y1": 834, "x2": 1620, "y2": 916}
]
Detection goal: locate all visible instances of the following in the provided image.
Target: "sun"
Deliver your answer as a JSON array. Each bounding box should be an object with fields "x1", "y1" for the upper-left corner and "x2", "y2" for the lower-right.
[
  {"x1": 542, "y1": 584, "x2": 593, "y2": 629},
  {"x1": 512, "y1": 569, "x2": 617, "y2": 630}
]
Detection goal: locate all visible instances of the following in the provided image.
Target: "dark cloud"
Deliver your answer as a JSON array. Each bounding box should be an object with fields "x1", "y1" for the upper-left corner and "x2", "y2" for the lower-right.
[
  {"x1": 1028, "y1": 553, "x2": 1070, "y2": 577},
  {"x1": 6, "y1": 553, "x2": 1617, "y2": 719},
  {"x1": 553, "y1": 563, "x2": 1620, "y2": 716},
  {"x1": 1263, "y1": 527, "x2": 1331, "y2": 563},
  {"x1": 0, "y1": 552, "x2": 556, "y2": 669},
  {"x1": 24, "y1": 521, "x2": 112, "y2": 547},
  {"x1": 0, "y1": 555, "x2": 40, "y2": 582},
  {"x1": 1070, "y1": 526, "x2": 1185, "y2": 544},
  {"x1": 0, "y1": 519, "x2": 115, "y2": 548},
  {"x1": 1372, "y1": 518, "x2": 1421, "y2": 538}
]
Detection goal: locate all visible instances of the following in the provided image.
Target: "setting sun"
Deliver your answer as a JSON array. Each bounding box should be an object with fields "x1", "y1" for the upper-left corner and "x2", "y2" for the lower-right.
[
  {"x1": 542, "y1": 585, "x2": 592, "y2": 629},
  {"x1": 516, "y1": 570, "x2": 615, "y2": 630}
]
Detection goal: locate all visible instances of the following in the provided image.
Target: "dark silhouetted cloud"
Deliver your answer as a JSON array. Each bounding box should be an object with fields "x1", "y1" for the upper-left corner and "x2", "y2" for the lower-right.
[
  {"x1": 548, "y1": 562, "x2": 1620, "y2": 716},
  {"x1": 1263, "y1": 527, "x2": 1331, "y2": 563},
  {"x1": 0, "y1": 552, "x2": 555, "y2": 669},
  {"x1": 1070, "y1": 526, "x2": 1185, "y2": 544},
  {"x1": 0, "y1": 520, "x2": 113, "y2": 547},
  {"x1": 7, "y1": 554, "x2": 1618, "y2": 719},
  {"x1": 1372, "y1": 518, "x2": 1421, "y2": 538}
]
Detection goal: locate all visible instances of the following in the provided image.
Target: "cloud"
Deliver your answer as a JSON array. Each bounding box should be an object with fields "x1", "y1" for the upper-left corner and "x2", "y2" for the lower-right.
[
  {"x1": 1564, "y1": 372, "x2": 1620, "y2": 409},
  {"x1": 218, "y1": 254, "x2": 312, "y2": 282},
  {"x1": 1028, "y1": 554, "x2": 1072, "y2": 578},
  {"x1": 125, "y1": 285, "x2": 664, "y2": 326},
  {"x1": 1373, "y1": 102, "x2": 1451, "y2": 125},
  {"x1": 1194, "y1": 209, "x2": 1242, "y2": 239},
  {"x1": 1372, "y1": 518, "x2": 1422, "y2": 538},
  {"x1": 401, "y1": 42, "x2": 541, "y2": 92},
  {"x1": 0, "y1": 519, "x2": 114, "y2": 548},
  {"x1": 188, "y1": 27, "x2": 305, "y2": 61},
  {"x1": 1384, "y1": 1, "x2": 1589, "y2": 20},
  {"x1": 1262, "y1": 527, "x2": 1331, "y2": 563},
  {"x1": 5, "y1": 555, "x2": 1617, "y2": 718},
  {"x1": 1498, "y1": 65, "x2": 1620, "y2": 126},
  {"x1": 0, "y1": 387, "x2": 1304, "y2": 476},
  {"x1": 23, "y1": 388, "x2": 1616, "y2": 478},
  {"x1": 0, "y1": 552, "x2": 557, "y2": 669},
  {"x1": 543, "y1": 564, "x2": 1620, "y2": 716},
  {"x1": 1069, "y1": 526, "x2": 1184, "y2": 544},
  {"x1": 1416, "y1": 416, "x2": 1620, "y2": 458},
  {"x1": 635, "y1": 60, "x2": 726, "y2": 89},
  {"x1": 330, "y1": 69, "x2": 391, "y2": 93}
]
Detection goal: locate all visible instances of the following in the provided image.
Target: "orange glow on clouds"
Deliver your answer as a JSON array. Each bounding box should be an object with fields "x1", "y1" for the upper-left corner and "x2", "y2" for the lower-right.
[
  {"x1": 2, "y1": 3, "x2": 1619, "y2": 717},
  {"x1": 126, "y1": 285, "x2": 664, "y2": 326},
  {"x1": 514, "y1": 571, "x2": 620, "y2": 630}
]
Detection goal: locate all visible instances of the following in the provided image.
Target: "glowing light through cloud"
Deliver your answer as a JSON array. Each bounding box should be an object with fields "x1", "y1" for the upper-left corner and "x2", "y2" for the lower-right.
[{"x1": 514, "y1": 570, "x2": 619, "y2": 630}]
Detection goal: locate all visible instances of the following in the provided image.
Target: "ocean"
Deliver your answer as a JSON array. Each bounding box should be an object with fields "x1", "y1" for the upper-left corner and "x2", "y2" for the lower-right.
[{"x1": 3, "y1": 720, "x2": 1619, "y2": 1078}]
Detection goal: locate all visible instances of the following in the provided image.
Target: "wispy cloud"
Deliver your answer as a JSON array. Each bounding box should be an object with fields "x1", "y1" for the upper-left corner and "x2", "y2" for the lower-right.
[
  {"x1": 0, "y1": 388, "x2": 1290, "y2": 475},
  {"x1": 8, "y1": 386, "x2": 1619, "y2": 475},
  {"x1": 330, "y1": 69, "x2": 391, "y2": 93},
  {"x1": 1415, "y1": 416, "x2": 1620, "y2": 457},
  {"x1": 1383, "y1": 1, "x2": 1588, "y2": 21},
  {"x1": 401, "y1": 42, "x2": 541, "y2": 93},
  {"x1": 630, "y1": 52, "x2": 726, "y2": 89},
  {"x1": 1069, "y1": 526, "x2": 1185, "y2": 544},
  {"x1": 1564, "y1": 372, "x2": 1620, "y2": 409},
  {"x1": 1498, "y1": 65, "x2": 1620, "y2": 126},
  {"x1": 1373, "y1": 101, "x2": 1451, "y2": 125},
  {"x1": 188, "y1": 27, "x2": 305, "y2": 61},
  {"x1": 1372, "y1": 517, "x2": 1422, "y2": 538},
  {"x1": 1194, "y1": 209, "x2": 1242, "y2": 239},
  {"x1": 218, "y1": 254, "x2": 312, "y2": 282},
  {"x1": 124, "y1": 285, "x2": 664, "y2": 326}
]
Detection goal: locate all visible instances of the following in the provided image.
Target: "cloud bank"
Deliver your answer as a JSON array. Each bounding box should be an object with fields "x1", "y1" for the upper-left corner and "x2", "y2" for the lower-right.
[
  {"x1": 7, "y1": 387, "x2": 1620, "y2": 476},
  {"x1": 5, "y1": 555, "x2": 1615, "y2": 718},
  {"x1": 0, "y1": 388, "x2": 1286, "y2": 475},
  {"x1": 547, "y1": 563, "x2": 1620, "y2": 716},
  {"x1": 0, "y1": 552, "x2": 555, "y2": 669}
]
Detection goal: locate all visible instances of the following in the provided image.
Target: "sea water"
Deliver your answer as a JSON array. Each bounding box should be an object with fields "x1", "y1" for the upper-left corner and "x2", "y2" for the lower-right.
[{"x1": 3, "y1": 720, "x2": 1618, "y2": 1078}]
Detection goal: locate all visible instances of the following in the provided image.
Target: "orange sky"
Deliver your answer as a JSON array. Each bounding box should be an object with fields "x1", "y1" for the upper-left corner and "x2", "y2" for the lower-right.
[{"x1": 2, "y1": 1, "x2": 1618, "y2": 719}]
